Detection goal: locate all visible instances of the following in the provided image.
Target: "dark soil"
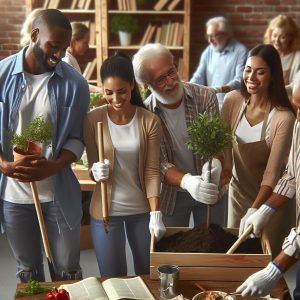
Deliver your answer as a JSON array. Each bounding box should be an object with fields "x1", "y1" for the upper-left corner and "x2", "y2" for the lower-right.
[{"x1": 156, "y1": 224, "x2": 262, "y2": 254}]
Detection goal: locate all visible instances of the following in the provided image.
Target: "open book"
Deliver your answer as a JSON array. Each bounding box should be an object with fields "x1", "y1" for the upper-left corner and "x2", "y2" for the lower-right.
[{"x1": 59, "y1": 276, "x2": 155, "y2": 300}]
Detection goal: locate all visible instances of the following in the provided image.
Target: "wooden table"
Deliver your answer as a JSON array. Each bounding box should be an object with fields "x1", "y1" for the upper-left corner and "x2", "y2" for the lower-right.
[
  {"x1": 15, "y1": 276, "x2": 291, "y2": 300},
  {"x1": 72, "y1": 164, "x2": 95, "y2": 191}
]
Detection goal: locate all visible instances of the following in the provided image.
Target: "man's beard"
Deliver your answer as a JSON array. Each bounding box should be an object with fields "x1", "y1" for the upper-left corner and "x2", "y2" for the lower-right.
[
  {"x1": 150, "y1": 81, "x2": 184, "y2": 106},
  {"x1": 33, "y1": 42, "x2": 55, "y2": 72}
]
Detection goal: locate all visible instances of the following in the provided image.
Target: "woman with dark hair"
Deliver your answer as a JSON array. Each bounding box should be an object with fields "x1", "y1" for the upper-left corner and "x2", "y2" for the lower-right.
[
  {"x1": 83, "y1": 52, "x2": 165, "y2": 276},
  {"x1": 222, "y1": 44, "x2": 295, "y2": 256}
]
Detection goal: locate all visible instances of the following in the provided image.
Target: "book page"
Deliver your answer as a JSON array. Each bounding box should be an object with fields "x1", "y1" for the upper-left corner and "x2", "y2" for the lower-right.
[
  {"x1": 59, "y1": 277, "x2": 109, "y2": 300},
  {"x1": 102, "y1": 276, "x2": 155, "y2": 300}
]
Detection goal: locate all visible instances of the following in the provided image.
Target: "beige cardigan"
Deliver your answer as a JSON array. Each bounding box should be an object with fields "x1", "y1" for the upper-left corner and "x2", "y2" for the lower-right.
[
  {"x1": 222, "y1": 90, "x2": 295, "y2": 188},
  {"x1": 83, "y1": 105, "x2": 162, "y2": 220}
]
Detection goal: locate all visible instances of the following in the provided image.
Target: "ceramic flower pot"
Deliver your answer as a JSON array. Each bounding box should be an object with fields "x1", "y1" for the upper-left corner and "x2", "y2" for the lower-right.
[{"x1": 118, "y1": 31, "x2": 132, "y2": 46}]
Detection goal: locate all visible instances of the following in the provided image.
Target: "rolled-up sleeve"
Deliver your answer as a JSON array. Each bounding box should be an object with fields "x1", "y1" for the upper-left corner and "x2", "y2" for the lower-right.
[{"x1": 282, "y1": 227, "x2": 300, "y2": 259}]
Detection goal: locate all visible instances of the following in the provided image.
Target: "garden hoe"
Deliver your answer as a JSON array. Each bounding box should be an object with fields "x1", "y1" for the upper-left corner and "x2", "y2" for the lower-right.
[
  {"x1": 30, "y1": 181, "x2": 57, "y2": 281},
  {"x1": 97, "y1": 122, "x2": 109, "y2": 233}
]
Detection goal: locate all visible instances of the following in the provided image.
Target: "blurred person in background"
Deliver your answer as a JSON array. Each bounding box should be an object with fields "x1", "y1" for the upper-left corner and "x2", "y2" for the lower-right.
[
  {"x1": 190, "y1": 16, "x2": 248, "y2": 108},
  {"x1": 264, "y1": 14, "x2": 300, "y2": 99}
]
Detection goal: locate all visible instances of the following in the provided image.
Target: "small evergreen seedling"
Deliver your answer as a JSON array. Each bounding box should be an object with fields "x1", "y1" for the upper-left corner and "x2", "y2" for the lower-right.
[
  {"x1": 12, "y1": 116, "x2": 53, "y2": 152},
  {"x1": 186, "y1": 113, "x2": 232, "y2": 227},
  {"x1": 186, "y1": 113, "x2": 232, "y2": 163}
]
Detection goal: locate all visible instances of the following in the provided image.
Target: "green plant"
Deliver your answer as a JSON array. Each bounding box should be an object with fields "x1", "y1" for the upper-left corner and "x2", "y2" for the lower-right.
[
  {"x1": 90, "y1": 92, "x2": 103, "y2": 108},
  {"x1": 186, "y1": 113, "x2": 232, "y2": 163},
  {"x1": 111, "y1": 14, "x2": 138, "y2": 34},
  {"x1": 15, "y1": 279, "x2": 53, "y2": 298},
  {"x1": 12, "y1": 116, "x2": 53, "y2": 152}
]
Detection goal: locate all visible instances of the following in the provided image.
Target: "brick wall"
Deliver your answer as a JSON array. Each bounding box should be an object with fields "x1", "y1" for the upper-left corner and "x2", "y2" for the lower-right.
[
  {"x1": 1, "y1": 1, "x2": 300, "y2": 78},
  {"x1": 0, "y1": 0, "x2": 26, "y2": 58}
]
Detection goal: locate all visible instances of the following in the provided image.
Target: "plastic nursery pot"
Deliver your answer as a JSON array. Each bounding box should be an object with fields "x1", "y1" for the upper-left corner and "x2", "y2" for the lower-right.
[
  {"x1": 13, "y1": 142, "x2": 42, "y2": 161},
  {"x1": 192, "y1": 291, "x2": 235, "y2": 300}
]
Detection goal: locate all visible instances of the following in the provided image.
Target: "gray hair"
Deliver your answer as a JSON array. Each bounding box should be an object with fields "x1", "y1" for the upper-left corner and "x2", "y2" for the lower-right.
[
  {"x1": 206, "y1": 16, "x2": 232, "y2": 37},
  {"x1": 132, "y1": 43, "x2": 174, "y2": 84}
]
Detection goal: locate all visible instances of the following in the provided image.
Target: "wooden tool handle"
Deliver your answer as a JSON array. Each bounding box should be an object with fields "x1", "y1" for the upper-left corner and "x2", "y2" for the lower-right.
[
  {"x1": 30, "y1": 181, "x2": 53, "y2": 261},
  {"x1": 97, "y1": 122, "x2": 109, "y2": 232},
  {"x1": 226, "y1": 224, "x2": 253, "y2": 254}
]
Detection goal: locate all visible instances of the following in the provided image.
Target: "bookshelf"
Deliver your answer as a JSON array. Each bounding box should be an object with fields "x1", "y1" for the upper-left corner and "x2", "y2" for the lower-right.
[
  {"x1": 100, "y1": 0, "x2": 190, "y2": 81},
  {"x1": 25, "y1": 0, "x2": 190, "y2": 82},
  {"x1": 25, "y1": 0, "x2": 102, "y2": 86}
]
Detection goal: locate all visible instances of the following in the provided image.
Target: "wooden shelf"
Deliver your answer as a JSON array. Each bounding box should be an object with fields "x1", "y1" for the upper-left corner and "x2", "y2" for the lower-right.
[
  {"x1": 108, "y1": 45, "x2": 184, "y2": 50},
  {"x1": 108, "y1": 10, "x2": 185, "y2": 14},
  {"x1": 60, "y1": 9, "x2": 95, "y2": 14}
]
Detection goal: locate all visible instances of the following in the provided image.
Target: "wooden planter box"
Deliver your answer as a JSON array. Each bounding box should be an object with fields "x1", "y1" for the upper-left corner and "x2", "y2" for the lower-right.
[{"x1": 150, "y1": 227, "x2": 271, "y2": 281}]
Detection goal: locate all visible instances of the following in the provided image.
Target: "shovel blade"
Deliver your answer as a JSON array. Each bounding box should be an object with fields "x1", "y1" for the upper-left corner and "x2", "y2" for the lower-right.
[{"x1": 47, "y1": 258, "x2": 57, "y2": 281}]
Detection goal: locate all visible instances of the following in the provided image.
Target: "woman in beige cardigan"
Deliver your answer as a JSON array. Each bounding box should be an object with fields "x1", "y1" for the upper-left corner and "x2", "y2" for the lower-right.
[
  {"x1": 83, "y1": 52, "x2": 165, "y2": 277},
  {"x1": 222, "y1": 44, "x2": 295, "y2": 256}
]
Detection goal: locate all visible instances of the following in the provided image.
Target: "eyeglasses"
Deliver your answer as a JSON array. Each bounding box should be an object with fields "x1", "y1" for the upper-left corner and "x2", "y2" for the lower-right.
[
  {"x1": 205, "y1": 32, "x2": 224, "y2": 41},
  {"x1": 151, "y1": 67, "x2": 178, "y2": 88}
]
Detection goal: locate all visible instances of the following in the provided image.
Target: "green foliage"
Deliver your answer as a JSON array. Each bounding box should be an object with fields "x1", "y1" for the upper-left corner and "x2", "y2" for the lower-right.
[
  {"x1": 15, "y1": 279, "x2": 53, "y2": 298},
  {"x1": 11, "y1": 116, "x2": 53, "y2": 151},
  {"x1": 186, "y1": 113, "x2": 232, "y2": 162},
  {"x1": 139, "y1": 84, "x2": 151, "y2": 101},
  {"x1": 111, "y1": 14, "x2": 138, "y2": 33},
  {"x1": 90, "y1": 92, "x2": 103, "y2": 108}
]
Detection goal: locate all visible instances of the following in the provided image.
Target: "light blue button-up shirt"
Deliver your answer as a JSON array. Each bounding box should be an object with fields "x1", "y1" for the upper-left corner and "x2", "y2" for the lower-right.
[
  {"x1": 190, "y1": 39, "x2": 248, "y2": 106},
  {"x1": 0, "y1": 47, "x2": 90, "y2": 229}
]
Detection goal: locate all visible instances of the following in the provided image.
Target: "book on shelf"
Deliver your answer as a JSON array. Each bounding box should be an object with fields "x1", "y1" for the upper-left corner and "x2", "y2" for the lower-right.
[
  {"x1": 129, "y1": 0, "x2": 137, "y2": 10},
  {"x1": 48, "y1": 0, "x2": 60, "y2": 9},
  {"x1": 167, "y1": 0, "x2": 181, "y2": 10},
  {"x1": 43, "y1": 0, "x2": 50, "y2": 8},
  {"x1": 154, "y1": 26, "x2": 162, "y2": 43},
  {"x1": 70, "y1": 0, "x2": 78, "y2": 9},
  {"x1": 85, "y1": 58, "x2": 97, "y2": 80},
  {"x1": 140, "y1": 23, "x2": 152, "y2": 45},
  {"x1": 77, "y1": 0, "x2": 86, "y2": 9},
  {"x1": 89, "y1": 22, "x2": 96, "y2": 45},
  {"x1": 172, "y1": 22, "x2": 180, "y2": 46},
  {"x1": 84, "y1": 0, "x2": 92, "y2": 9},
  {"x1": 176, "y1": 23, "x2": 184, "y2": 46},
  {"x1": 58, "y1": 276, "x2": 156, "y2": 300},
  {"x1": 154, "y1": 0, "x2": 169, "y2": 11}
]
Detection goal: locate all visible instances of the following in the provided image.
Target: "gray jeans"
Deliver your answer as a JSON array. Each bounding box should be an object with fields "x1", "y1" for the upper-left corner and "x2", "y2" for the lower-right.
[
  {"x1": 0, "y1": 200, "x2": 82, "y2": 282},
  {"x1": 162, "y1": 191, "x2": 228, "y2": 227}
]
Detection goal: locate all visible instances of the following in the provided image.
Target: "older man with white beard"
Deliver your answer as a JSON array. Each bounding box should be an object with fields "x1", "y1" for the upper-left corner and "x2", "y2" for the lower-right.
[{"x1": 132, "y1": 43, "x2": 224, "y2": 227}]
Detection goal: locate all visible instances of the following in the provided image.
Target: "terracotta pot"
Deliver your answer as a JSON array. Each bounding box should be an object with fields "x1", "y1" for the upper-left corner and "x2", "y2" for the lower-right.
[{"x1": 13, "y1": 142, "x2": 41, "y2": 161}]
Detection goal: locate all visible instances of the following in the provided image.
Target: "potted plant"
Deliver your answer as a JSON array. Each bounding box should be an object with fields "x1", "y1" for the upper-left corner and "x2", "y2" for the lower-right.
[
  {"x1": 111, "y1": 14, "x2": 138, "y2": 46},
  {"x1": 186, "y1": 113, "x2": 232, "y2": 227},
  {"x1": 12, "y1": 116, "x2": 53, "y2": 160}
]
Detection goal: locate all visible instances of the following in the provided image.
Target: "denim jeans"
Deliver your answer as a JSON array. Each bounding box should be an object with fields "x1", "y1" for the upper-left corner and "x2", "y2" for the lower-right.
[
  {"x1": 0, "y1": 200, "x2": 82, "y2": 282},
  {"x1": 294, "y1": 261, "x2": 300, "y2": 300},
  {"x1": 162, "y1": 191, "x2": 228, "y2": 227},
  {"x1": 91, "y1": 213, "x2": 150, "y2": 277}
]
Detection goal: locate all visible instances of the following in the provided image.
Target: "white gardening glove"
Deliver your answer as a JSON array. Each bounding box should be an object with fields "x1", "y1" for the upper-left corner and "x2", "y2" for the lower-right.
[
  {"x1": 243, "y1": 204, "x2": 275, "y2": 238},
  {"x1": 202, "y1": 158, "x2": 222, "y2": 186},
  {"x1": 180, "y1": 173, "x2": 219, "y2": 205},
  {"x1": 91, "y1": 159, "x2": 110, "y2": 182},
  {"x1": 149, "y1": 211, "x2": 166, "y2": 242},
  {"x1": 236, "y1": 262, "x2": 283, "y2": 297},
  {"x1": 239, "y1": 207, "x2": 257, "y2": 237}
]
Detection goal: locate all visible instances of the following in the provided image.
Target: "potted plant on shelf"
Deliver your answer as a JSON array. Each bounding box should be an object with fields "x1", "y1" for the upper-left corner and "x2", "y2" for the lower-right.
[
  {"x1": 12, "y1": 116, "x2": 53, "y2": 160},
  {"x1": 111, "y1": 14, "x2": 138, "y2": 46}
]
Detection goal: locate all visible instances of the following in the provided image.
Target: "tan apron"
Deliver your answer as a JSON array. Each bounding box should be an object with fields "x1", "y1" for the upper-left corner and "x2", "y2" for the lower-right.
[{"x1": 228, "y1": 101, "x2": 294, "y2": 257}]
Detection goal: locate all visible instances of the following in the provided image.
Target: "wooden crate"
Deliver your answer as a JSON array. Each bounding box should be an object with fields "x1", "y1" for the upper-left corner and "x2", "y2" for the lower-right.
[{"x1": 150, "y1": 227, "x2": 271, "y2": 281}]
